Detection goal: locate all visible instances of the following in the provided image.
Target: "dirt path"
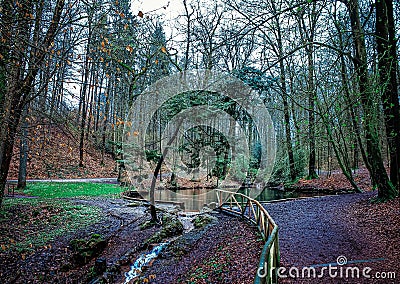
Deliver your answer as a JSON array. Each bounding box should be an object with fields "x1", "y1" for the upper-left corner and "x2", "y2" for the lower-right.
[
  {"x1": 265, "y1": 192, "x2": 399, "y2": 283},
  {"x1": 7, "y1": 178, "x2": 118, "y2": 184}
]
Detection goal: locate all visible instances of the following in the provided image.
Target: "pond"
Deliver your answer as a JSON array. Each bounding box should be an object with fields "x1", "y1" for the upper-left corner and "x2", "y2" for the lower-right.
[
  {"x1": 237, "y1": 186, "x2": 333, "y2": 203},
  {"x1": 129, "y1": 185, "x2": 338, "y2": 212}
]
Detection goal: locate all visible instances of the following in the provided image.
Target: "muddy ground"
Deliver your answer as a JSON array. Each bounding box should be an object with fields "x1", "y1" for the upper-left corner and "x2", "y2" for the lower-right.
[
  {"x1": 1, "y1": 191, "x2": 399, "y2": 284},
  {"x1": 0, "y1": 197, "x2": 262, "y2": 284}
]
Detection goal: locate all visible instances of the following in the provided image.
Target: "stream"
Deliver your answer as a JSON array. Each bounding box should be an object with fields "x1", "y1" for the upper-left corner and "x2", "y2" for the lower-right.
[
  {"x1": 124, "y1": 215, "x2": 195, "y2": 283},
  {"x1": 124, "y1": 242, "x2": 169, "y2": 283}
]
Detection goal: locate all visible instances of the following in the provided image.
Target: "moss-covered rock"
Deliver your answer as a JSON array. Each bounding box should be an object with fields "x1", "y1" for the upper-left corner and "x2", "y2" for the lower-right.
[
  {"x1": 145, "y1": 213, "x2": 183, "y2": 244},
  {"x1": 139, "y1": 220, "x2": 157, "y2": 230},
  {"x1": 161, "y1": 214, "x2": 219, "y2": 258},
  {"x1": 70, "y1": 234, "x2": 107, "y2": 265},
  {"x1": 126, "y1": 201, "x2": 143, "y2": 207},
  {"x1": 193, "y1": 214, "x2": 217, "y2": 229}
]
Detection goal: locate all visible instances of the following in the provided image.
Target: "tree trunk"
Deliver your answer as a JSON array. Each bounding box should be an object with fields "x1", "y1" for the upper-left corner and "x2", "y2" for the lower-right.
[
  {"x1": 271, "y1": 0, "x2": 296, "y2": 182},
  {"x1": 101, "y1": 76, "x2": 112, "y2": 165},
  {"x1": 183, "y1": 0, "x2": 193, "y2": 70},
  {"x1": 86, "y1": 65, "x2": 96, "y2": 141},
  {"x1": 149, "y1": 118, "x2": 183, "y2": 222},
  {"x1": 0, "y1": 100, "x2": 24, "y2": 206},
  {"x1": 282, "y1": 90, "x2": 295, "y2": 181},
  {"x1": 297, "y1": 2, "x2": 319, "y2": 180},
  {"x1": 334, "y1": 18, "x2": 369, "y2": 174},
  {"x1": 376, "y1": 0, "x2": 400, "y2": 193},
  {"x1": 322, "y1": 114, "x2": 362, "y2": 193},
  {"x1": 347, "y1": 0, "x2": 396, "y2": 200},
  {"x1": 79, "y1": 26, "x2": 93, "y2": 167},
  {"x1": 18, "y1": 103, "x2": 29, "y2": 189},
  {"x1": 306, "y1": 47, "x2": 318, "y2": 179}
]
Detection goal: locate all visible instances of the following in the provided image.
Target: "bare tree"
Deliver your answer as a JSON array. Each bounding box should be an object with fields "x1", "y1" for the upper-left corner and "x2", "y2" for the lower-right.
[{"x1": 0, "y1": 0, "x2": 66, "y2": 207}]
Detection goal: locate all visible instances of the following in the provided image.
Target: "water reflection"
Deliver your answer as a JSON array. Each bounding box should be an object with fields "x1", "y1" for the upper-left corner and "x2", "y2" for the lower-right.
[
  {"x1": 238, "y1": 187, "x2": 329, "y2": 202},
  {"x1": 138, "y1": 187, "x2": 237, "y2": 212},
  {"x1": 137, "y1": 186, "x2": 331, "y2": 212}
]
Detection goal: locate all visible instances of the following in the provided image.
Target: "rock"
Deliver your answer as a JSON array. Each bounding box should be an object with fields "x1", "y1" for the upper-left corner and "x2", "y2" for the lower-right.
[
  {"x1": 140, "y1": 220, "x2": 157, "y2": 230},
  {"x1": 70, "y1": 234, "x2": 107, "y2": 265},
  {"x1": 145, "y1": 213, "x2": 184, "y2": 245},
  {"x1": 193, "y1": 214, "x2": 217, "y2": 229},
  {"x1": 94, "y1": 257, "x2": 106, "y2": 275},
  {"x1": 204, "y1": 202, "x2": 218, "y2": 210},
  {"x1": 127, "y1": 201, "x2": 143, "y2": 207},
  {"x1": 116, "y1": 246, "x2": 139, "y2": 266}
]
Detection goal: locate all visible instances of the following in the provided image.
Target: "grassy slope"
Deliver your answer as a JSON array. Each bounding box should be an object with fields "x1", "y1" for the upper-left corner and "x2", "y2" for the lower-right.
[
  {"x1": 0, "y1": 183, "x2": 124, "y2": 255},
  {"x1": 23, "y1": 182, "x2": 125, "y2": 198}
]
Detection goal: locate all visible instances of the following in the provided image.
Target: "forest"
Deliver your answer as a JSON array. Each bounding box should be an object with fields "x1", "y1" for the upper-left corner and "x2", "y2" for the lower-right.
[
  {"x1": 1, "y1": 0, "x2": 400, "y2": 207},
  {"x1": 1, "y1": 0, "x2": 400, "y2": 283}
]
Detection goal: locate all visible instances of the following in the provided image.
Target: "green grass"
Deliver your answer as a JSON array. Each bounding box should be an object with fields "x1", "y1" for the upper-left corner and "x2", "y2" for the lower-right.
[
  {"x1": 23, "y1": 182, "x2": 125, "y2": 198},
  {"x1": 0, "y1": 182, "x2": 125, "y2": 255},
  {"x1": 0, "y1": 198, "x2": 103, "y2": 254}
]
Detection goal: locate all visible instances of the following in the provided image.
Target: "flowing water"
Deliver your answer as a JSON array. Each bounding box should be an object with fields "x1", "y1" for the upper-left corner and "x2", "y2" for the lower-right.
[
  {"x1": 124, "y1": 242, "x2": 168, "y2": 283},
  {"x1": 124, "y1": 216, "x2": 196, "y2": 283},
  {"x1": 178, "y1": 215, "x2": 195, "y2": 233}
]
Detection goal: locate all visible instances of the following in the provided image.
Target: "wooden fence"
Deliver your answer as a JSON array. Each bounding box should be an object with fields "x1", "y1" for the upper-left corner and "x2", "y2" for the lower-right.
[
  {"x1": 215, "y1": 189, "x2": 280, "y2": 284},
  {"x1": 5, "y1": 181, "x2": 17, "y2": 196}
]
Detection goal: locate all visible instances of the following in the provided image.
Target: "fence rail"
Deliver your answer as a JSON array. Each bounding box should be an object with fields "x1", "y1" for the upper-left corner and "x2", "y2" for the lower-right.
[
  {"x1": 215, "y1": 189, "x2": 280, "y2": 284},
  {"x1": 5, "y1": 181, "x2": 17, "y2": 196}
]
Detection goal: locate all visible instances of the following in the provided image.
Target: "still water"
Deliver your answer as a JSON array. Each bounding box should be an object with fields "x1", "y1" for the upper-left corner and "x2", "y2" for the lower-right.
[
  {"x1": 237, "y1": 186, "x2": 331, "y2": 202},
  {"x1": 137, "y1": 186, "x2": 332, "y2": 212}
]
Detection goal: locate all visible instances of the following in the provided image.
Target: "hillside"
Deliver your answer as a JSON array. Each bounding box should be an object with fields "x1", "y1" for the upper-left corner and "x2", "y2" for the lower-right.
[{"x1": 8, "y1": 124, "x2": 117, "y2": 180}]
